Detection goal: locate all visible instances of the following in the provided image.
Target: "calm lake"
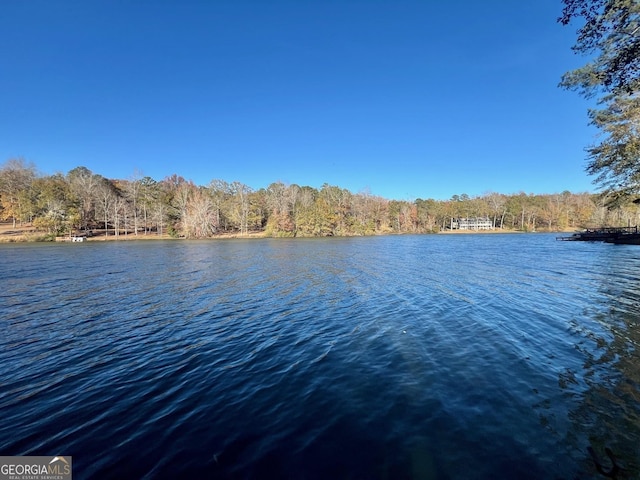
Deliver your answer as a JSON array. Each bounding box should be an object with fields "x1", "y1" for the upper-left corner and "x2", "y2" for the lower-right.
[{"x1": 1, "y1": 234, "x2": 639, "y2": 479}]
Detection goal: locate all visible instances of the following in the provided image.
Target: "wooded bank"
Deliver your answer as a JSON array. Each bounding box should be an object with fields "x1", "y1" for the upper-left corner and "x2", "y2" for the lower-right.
[{"x1": 1, "y1": 160, "x2": 639, "y2": 240}]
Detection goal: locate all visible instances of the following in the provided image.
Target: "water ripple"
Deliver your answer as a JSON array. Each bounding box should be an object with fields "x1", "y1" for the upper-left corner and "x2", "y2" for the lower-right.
[{"x1": 1, "y1": 235, "x2": 639, "y2": 478}]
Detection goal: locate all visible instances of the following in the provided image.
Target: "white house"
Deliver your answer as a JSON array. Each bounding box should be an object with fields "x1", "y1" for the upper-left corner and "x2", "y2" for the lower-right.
[{"x1": 451, "y1": 217, "x2": 494, "y2": 230}]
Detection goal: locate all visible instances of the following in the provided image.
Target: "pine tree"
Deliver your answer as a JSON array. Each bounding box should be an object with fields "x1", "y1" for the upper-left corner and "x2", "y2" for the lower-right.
[{"x1": 560, "y1": 0, "x2": 640, "y2": 205}]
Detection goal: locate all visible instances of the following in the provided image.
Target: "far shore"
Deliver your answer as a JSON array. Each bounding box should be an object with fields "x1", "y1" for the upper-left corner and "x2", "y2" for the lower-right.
[
  {"x1": 0, "y1": 224, "x2": 269, "y2": 242},
  {"x1": 0, "y1": 222, "x2": 581, "y2": 243}
]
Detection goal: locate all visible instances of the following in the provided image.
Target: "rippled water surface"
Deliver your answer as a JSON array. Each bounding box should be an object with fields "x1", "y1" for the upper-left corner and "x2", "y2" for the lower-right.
[{"x1": 1, "y1": 234, "x2": 639, "y2": 479}]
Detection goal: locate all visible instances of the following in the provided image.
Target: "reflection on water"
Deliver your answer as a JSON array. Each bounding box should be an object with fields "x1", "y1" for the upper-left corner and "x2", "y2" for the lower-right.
[
  {"x1": 0, "y1": 235, "x2": 639, "y2": 478},
  {"x1": 558, "y1": 245, "x2": 640, "y2": 478}
]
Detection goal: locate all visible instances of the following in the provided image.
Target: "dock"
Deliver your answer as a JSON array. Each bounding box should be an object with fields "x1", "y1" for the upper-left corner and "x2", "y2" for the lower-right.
[{"x1": 557, "y1": 226, "x2": 639, "y2": 243}]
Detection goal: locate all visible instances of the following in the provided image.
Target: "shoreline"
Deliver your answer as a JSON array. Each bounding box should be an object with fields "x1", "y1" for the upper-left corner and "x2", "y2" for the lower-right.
[{"x1": 0, "y1": 224, "x2": 579, "y2": 243}]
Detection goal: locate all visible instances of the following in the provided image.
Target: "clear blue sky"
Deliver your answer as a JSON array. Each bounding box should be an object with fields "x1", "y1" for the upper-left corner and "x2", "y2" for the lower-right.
[{"x1": 1, "y1": 0, "x2": 596, "y2": 200}]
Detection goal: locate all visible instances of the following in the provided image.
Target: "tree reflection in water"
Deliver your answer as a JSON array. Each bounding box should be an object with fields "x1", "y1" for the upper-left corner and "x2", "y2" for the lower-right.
[{"x1": 561, "y1": 266, "x2": 640, "y2": 478}]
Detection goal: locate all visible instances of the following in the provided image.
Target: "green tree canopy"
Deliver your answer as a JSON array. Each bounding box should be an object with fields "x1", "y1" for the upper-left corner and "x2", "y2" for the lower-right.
[
  {"x1": 560, "y1": 0, "x2": 640, "y2": 96},
  {"x1": 586, "y1": 94, "x2": 640, "y2": 204},
  {"x1": 560, "y1": 0, "x2": 640, "y2": 205}
]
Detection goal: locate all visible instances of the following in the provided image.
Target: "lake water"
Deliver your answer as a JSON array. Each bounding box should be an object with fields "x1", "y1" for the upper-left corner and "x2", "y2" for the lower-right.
[{"x1": 1, "y1": 234, "x2": 639, "y2": 479}]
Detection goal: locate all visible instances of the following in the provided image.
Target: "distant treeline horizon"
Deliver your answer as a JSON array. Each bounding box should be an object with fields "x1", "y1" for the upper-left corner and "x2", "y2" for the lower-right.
[{"x1": 1, "y1": 158, "x2": 638, "y2": 239}]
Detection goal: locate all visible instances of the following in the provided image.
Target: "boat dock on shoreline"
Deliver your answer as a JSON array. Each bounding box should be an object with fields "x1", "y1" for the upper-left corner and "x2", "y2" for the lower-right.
[{"x1": 557, "y1": 226, "x2": 640, "y2": 244}]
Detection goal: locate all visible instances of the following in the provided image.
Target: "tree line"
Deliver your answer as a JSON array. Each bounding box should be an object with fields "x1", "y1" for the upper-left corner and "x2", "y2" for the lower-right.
[{"x1": 1, "y1": 158, "x2": 639, "y2": 239}]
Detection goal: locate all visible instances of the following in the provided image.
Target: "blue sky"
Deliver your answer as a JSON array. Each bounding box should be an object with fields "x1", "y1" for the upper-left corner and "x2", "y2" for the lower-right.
[{"x1": 1, "y1": 0, "x2": 596, "y2": 200}]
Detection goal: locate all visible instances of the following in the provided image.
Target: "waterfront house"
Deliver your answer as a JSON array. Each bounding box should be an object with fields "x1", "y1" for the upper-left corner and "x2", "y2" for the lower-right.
[{"x1": 451, "y1": 217, "x2": 494, "y2": 230}]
